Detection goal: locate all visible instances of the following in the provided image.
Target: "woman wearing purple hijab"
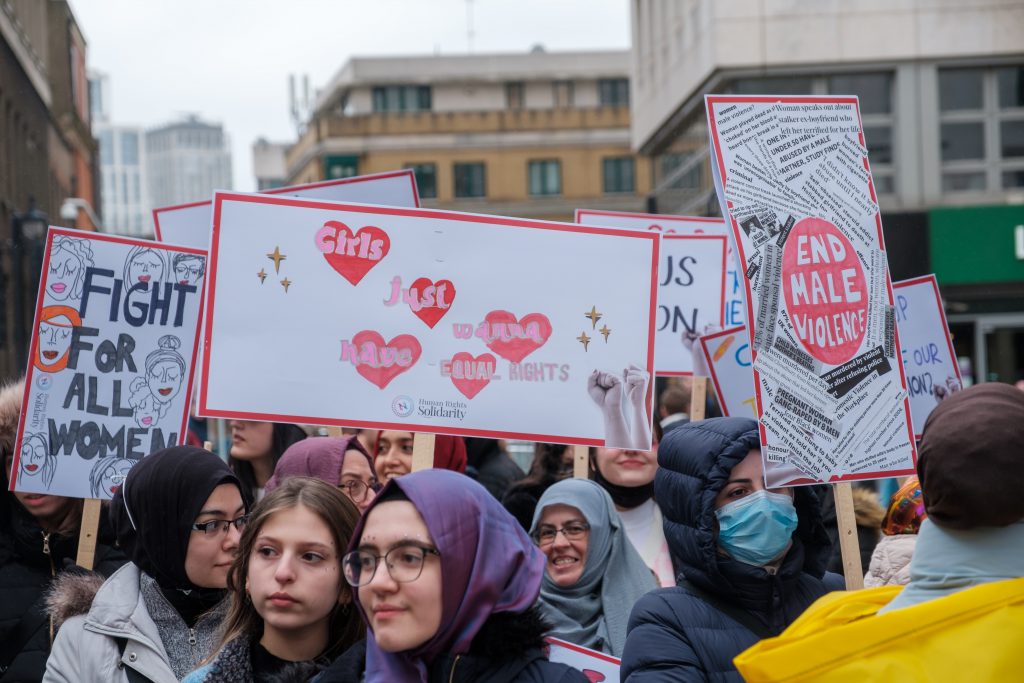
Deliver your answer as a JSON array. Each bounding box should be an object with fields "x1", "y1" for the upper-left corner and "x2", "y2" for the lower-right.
[
  {"x1": 315, "y1": 469, "x2": 587, "y2": 683},
  {"x1": 264, "y1": 436, "x2": 379, "y2": 512}
]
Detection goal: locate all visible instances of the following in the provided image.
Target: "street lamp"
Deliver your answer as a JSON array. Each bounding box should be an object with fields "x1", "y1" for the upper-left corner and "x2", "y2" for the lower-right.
[
  {"x1": 11, "y1": 198, "x2": 50, "y2": 370},
  {"x1": 60, "y1": 197, "x2": 103, "y2": 231}
]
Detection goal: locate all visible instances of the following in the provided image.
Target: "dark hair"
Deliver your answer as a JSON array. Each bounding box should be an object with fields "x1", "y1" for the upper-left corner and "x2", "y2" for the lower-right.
[
  {"x1": 230, "y1": 423, "x2": 308, "y2": 498},
  {"x1": 508, "y1": 442, "x2": 569, "y2": 493},
  {"x1": 659, "y1": 386, "x2": 690, "y2": 415}
]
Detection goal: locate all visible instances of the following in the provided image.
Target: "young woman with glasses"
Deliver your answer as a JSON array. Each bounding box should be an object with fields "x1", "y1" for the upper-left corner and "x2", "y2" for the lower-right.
[
  {"x1": 181, "y1": 477, "x2": 363, "y2": 682},
  {"x1": 529, "y1": 478, "x2": 656, "y2": 657},
  {"x1": 45, "y1": 446, "x2": 249, "y2": 682},
  {"x1": 316, "y1": 469, "x2": 587, "y2": 683},
  {"x1": 264, "y1": 436, "x2": 379, "y2": 512}
]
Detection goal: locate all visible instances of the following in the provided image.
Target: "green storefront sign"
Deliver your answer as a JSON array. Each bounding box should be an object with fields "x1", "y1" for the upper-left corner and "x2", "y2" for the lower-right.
[{"x1": 929, "y1": 205, "x2": 1024, "y2": 285}]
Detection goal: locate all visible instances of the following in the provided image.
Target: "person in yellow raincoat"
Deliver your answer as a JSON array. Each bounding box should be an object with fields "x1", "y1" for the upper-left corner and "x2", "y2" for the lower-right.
[{"x1": 734, "y1": 383, "x2": 1024, "y2": 682}]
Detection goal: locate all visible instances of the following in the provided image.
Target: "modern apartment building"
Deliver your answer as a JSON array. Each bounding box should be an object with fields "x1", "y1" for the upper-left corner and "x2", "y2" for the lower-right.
[{"x1": 146, "y1": 114, "x2": 233, "y2": 210}]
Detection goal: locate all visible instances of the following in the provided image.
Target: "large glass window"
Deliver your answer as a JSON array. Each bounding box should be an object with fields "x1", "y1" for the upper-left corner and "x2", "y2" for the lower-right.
[
  {"x1": 528, "y1": 160, "x2": 561, "y2": 196},
  {"x1": 828, "y1": 74, "x2": 893, "y2": 115},
  {"x1": 121, "y1": 131, "x2": 139, "y2": 165},
  {"x1": 602, "y1": 157, "x2": 635, "y2": 193},
  {"x1": 939, "y1": 68, "x2": 984, "y2": 111},
  {"x1": 826, "y1": 73, "x2": 895, "y2": 193},
  {"x1": 406, "y1": 163, "x2": 437, "y2": 199},
  {"x1": 372, "y1": 85, "x2": 432, "y2": 113},
  {"x1": 598, "y1": 78, "x2": 629, "y2": 106},
  {"x1": 454, "y1": 163, "x2": 486, "y2": 198},
  {"x1": 99, "y1": 130, "x2": 113, "y2": 165}
]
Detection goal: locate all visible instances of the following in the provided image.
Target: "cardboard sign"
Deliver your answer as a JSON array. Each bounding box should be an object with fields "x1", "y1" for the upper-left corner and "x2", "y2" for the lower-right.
[
  {"x1": 11, "y1": 229, "x2": 204, "y2": 499},
  {"x1": 892, "y1": 275, "x2": 962, "y2": 438},
  {"x1": 576, "y1": 209, "x2": 746, "y2": 328},
  {"x1": 153, "y1": 169, "x2": 420, "y2": 248},
  {"x1": 201, "y1": 193, "x2": 659, "y2": 449},
  {"x1": 706, "y1": 95, "x2": 916, "y2": 486},
  {"x1": 699, "y1": 325, "x2": 757, "y2": 418},
  {"x1": 545, "y1": 638, "x2": 620, "y2": 682}
]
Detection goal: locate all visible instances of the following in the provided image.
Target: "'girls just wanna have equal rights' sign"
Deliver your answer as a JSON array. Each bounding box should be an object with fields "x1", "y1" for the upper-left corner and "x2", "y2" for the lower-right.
[
  {"x1": 11, "y1": 229, "x2": 204, "y2": 500},
  {"x1": 200, "y1": 193, "x2": 659, "y2": 450},
  {"x1": 706, "y1": 95, "x2": 917, "y2": 487}
]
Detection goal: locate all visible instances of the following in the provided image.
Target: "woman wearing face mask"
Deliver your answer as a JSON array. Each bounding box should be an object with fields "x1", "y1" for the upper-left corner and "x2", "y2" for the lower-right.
[
  {"x1": 264, "y1": 436, "x2": 379, "y2": 513},
  {"x1": 372, "y1": 431, "x2": 466, "y2": 483},
  {"x1": 530, "y1": 478, "x2": 656, "y2": 656},
  {"x1": 591, "y1": 420, "x2": 675, "y2": 586},
  {"x1": 182, "y1": 478, "x2": 363, "y2": 682},
  {"x1": 316, "y1": 469, "x2": 587, "y2": 683},
  {"x1": 44, "y1": 447, "x2": 249, "y2": 683},
  {"x1": 229, "y1": 420, "x2": 309, "y2": 501},
  {"x1": 620, "y1": 418, "x2": 843, "y2": 682}
]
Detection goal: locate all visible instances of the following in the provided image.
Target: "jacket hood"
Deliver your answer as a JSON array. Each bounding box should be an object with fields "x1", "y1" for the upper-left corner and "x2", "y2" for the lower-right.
[
  {"x1": 45, "y1": 570, "x2": 107, "y2": 629},
  {"x1": 0, "y1": 377, "x2": 24, "y2": 457},
  {"x1": 655, "y1": 418, "x2": 834, "y2": 599}
]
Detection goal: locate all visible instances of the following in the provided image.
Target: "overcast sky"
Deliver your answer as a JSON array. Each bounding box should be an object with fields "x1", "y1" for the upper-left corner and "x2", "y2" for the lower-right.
[{"x1": 71, "y1": 0, "x2": 631, "y2": 193}]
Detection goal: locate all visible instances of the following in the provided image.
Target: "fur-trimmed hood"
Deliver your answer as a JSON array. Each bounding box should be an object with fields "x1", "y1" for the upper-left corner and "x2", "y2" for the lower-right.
[
  {"x1": 853, "y1": 486, "x2": 885, "y2": 529},
  {"x1": 0, "y1": 377, "x2": 25, "y2": 457},
  {"x1": 45, "y1": 570, "x2": 107, "y2": 629}
]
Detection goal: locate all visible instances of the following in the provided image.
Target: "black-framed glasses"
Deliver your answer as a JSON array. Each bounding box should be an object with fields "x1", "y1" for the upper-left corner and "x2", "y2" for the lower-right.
[
  {"x1": 190, "y1": 515, "x2": 248, "y2": 535},
  {"x1": 532, "y1": 522, "x2": 590, "y2": 547},
  {"x1": 338, "y1": 479, "x2": 380, "y2": 503},
  {"x1": 343, "y1": 544, "x2": 440, "y2": 587}
]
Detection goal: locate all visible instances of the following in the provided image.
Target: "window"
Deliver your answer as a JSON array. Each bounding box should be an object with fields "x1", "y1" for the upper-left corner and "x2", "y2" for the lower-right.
[
  {"x1": 506, "y1": 82, "x2": 525, "y2": 110},
  {"x1": 603, "y1": 157, "x2": 635, "y2": 193},
  {"x1": 553, "y1": 80, "x2": 574, "y2": 108},
  {"x1": 121, "y1": 131, "x2": 138, "y2": 165},
  {"x1": 938, "y1": 64, "x2": 1024, "y2": 193},
  {"x1": 406, "y1": 163, "x2": 437, "y2": 199},
  {"x1": 733, "y1": 76, "x2": 814, "y2": 95},
  {"x1": 99, "y1": 130, "x2": 113, "y2": 165},
  {"x1": 454, "y1": 163, "x2": 486, "y2": 198},
  {"x1": 372, "y1": 85, "x2": 432, "y2": 113},
  {"x1": 826, "y1": 73, "x2": 895, "y2": 194},
  {"x1": 324, "y1": 155, "x2": 359, "y2": 179},
  {"x1": 528, "y1": 160, "x2": 561, "y2": 196},
  {"x1": 598, "y1": 78, "x2": 629, "y2": 106}
]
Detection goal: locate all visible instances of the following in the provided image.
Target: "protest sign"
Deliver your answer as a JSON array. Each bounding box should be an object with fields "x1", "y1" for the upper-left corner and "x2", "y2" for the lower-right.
[
  {"x1": 577, "y1": 209, "x2": 745, "y2": 328},
  {"x1": 706, "y1": 95, "x2": 916, "y2": 486},
  {"x1": 10, "y1": 229, "x2": 204, "y2": 500},
  {"x1": 545, "y1": 638, "x2": 620, "y2": 682},
  {"x1": 699, "y1": 325, "x2": 757, "y2": 419},
  {"x1": 153, "y1": 169, "x2": 420, "y2": 249},
  {"x1": 201, "y1": 193, "x2": 659, "y2": 449},
  {"x1": 892, "y1": 275, "x2": 962, "y2": 438}
]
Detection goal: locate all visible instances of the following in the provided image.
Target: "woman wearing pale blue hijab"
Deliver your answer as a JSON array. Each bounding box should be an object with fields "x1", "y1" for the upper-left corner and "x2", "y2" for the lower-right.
[{"x1": 529, "y1": 478, "x2": 657, "y2": 656}]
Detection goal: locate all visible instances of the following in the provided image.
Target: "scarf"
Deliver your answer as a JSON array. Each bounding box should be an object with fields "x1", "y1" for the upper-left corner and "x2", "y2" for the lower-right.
[
  {"x1": 592, "y1": 463, "x2": 653, "y2": 509},
  {"x1": 264, "y1": 435, "x2": 373, "y2": 492}
]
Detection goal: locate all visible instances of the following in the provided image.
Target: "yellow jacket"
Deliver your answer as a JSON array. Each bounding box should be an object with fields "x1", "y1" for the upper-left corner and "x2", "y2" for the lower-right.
[{"x1": 733, "y1": 578, "x2": 1024, "y2": 682}]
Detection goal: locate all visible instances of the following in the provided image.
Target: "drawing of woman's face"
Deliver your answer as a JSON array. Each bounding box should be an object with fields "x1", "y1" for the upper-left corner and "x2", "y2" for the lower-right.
[
  {"x1": 133, "y1": 392, "x2": 162, "y2": 428},
  {"x1": 174, "y1": 256, "x2": 204, "y2": 287},
  {"x1": 99, "y1": 459, "x2": 134, "y2": 496},
  {"x1": 19, "y1": 437, "x2": 48, "y2": 480},
  {"x1": 37, "y1": 316, "x2": 74, "y2": 371},
  {"x1": 148, "y1": 359, "x2": 184, "y2": 403},
  {"x1": 128, "y1": 250, "x2": 164, "y2": 288},
  {"x1": 47, "y1": 246, "x2": 82, "y2": 301}
]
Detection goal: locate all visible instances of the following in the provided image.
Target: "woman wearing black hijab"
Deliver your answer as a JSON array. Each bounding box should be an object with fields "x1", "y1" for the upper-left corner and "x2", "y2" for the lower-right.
[{"x1": 44, "y1": 446, "x2": 248, "y2": 683}]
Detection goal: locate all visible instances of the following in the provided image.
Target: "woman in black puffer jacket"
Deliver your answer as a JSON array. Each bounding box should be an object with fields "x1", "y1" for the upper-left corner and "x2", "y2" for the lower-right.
[{"x1": 621, "y1": 417, "x2": 844, "y2": 682}]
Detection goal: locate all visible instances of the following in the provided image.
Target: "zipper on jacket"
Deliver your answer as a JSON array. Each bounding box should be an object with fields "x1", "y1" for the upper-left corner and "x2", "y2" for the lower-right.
[
  {"x1": 42, "y1": 532, "x2": 57, "y2": 644},
  {"x1": 188, "y1": 627, "x2": 197, "y2": 647},
  {"x1": 448, "y1": 654, "x2": 462, "y2": 683}
]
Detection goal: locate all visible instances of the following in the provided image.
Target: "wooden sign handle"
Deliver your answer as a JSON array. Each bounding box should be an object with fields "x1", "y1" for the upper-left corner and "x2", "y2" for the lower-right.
[
  {"x1": 324, "y1": 427, "x2": 344, "y2": 438},
  {"x1": 833, "y1": 482, "x2": 865, "y2": 590},
  {"x1": 690, "y1": 376, "x2": 707, "y2": 422},
  {"x1": 411, "y1": 432, "x2": 436, "y2": 472},
  {"x1": 76, "y1": 498, "x2": 102, "y2": 570},
  {"x1": 573, "y1": 444, "x2": 589, "y2": 479}
]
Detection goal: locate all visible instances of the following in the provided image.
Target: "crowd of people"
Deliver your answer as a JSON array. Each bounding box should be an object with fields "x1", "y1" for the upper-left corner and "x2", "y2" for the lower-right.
[{"x1": 1, "y1": 377, "x2": 1022, "y2": 682}]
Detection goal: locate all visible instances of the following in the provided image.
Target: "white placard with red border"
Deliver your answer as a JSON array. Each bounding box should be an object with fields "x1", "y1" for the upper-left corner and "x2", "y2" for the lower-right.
[
  {"x1": 706, "y1": 94, "x2": 916, "y2": 486},
  {"x1": 699, "y1": 325, "x2": 757, "y2": 419},
  {"x1": 200, "y1": 193, "x2": 659, "y2": 449},
  {"x1": 10, "y1": 229, "x2": 204, "y2": 500},
  {"x1": 545, "y1": 638, "x2": 620, "y2": 682},
  {"x1": 892, "y1": 275, "x2": 962, "y2": 439},
  {"x1": 576, "y1": 209, "x2": 746, "y2": 329},
  {"x1": 153, "y1": 169, "x2": 420, "y2": 249}
]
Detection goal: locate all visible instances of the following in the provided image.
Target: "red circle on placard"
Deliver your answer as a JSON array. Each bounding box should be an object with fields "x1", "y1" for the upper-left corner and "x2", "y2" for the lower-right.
[{"x1": 781, "y1": 217, "x2": 868, "y2": 365}]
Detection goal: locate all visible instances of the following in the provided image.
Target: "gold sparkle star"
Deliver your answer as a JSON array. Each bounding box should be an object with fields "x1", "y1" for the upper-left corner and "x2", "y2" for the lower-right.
[
  {"x1": 584, "y1": 306, "x2": 603, "y2": 329},
  {"x1": 280, "y1": 277, "x2": 292, "y2": 293},
  {"x1": 257, "y1": 268, "x2": 267, "y2": 283},
  {"x1": 577, "y1": 331, "x2": 591, "y2": 351},
  {"x1": 267, "y1": 246, "x2": 286, "y2": 274},
  {"x1": 599, "y1": 325, "x2": 611, "y2": 342}
]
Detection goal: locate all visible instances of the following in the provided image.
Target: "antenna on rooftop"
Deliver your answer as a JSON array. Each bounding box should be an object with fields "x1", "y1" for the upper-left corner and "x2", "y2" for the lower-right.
[{"x1": 289, "y1": 73, "x2": 312, "y2": 138}]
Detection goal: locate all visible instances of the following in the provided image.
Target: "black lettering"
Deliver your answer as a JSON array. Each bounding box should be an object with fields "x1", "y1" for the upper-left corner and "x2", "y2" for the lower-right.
[
  {"x1": 171, "y1": 283, "x2": 196, "y2": 327},
  {"x1": 79, "y1": 268, "x2": 114, "y2": 319},
  {"x1": 95, "y1": 333, "x2": 137, "y2": 373},
  {"x1": 84, "y1": 376, "x2": 109, "y2": 416},
  {"x1": 48, "y1": 419, "x2": 79, "y2": 455},
  {"x1": 99, "y1": 425, "x2": 125, "y2": 458},
  {"x1": 77, "y1": 422, "x2": 101, "y2": 460},
  {"x1": 68, "y1": 327, "x2": 99, "y2": 370},
  {"x1": 125, "y1": 282, "x2": 149, "y2": 327},
  {"x1": 148, "y1": 282, "x2": 173, "y2": 326},
  {"x1": 63, "y1": 373, "x2": 86, "y2": 410},
  {"x1": 126, "y1": 428, "x2": 146, "y2": 458},
  {"x1": 110, "y1": 380, "x2": 133, "y2": 418},
  {"x1": 149, "y1": 429, "x2": 177, "y2": 452},
  {"x1": 674, "y1": 256, "x2": 696, "y2": 286}
]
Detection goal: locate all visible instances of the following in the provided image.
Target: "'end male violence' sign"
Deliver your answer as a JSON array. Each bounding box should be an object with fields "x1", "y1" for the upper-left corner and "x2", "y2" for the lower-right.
[
  {"x1": 201, "y1": 194, "x2": 659, "y2": 450},
  {"x1": 706, "y1": 95, "x2": 917, "y2": 486},
  {"x1": 11, "y1": 230, "x2": 204, "y2": 500}
]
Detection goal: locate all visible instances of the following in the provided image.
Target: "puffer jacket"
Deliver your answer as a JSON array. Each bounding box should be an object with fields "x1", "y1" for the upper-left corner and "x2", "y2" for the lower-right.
[
  {"x1": 621, "y1": 418, "x2": 844, "y2": 682},
  {"x1": 864, "y1": 534, "x2": 917, "y2": 588}
]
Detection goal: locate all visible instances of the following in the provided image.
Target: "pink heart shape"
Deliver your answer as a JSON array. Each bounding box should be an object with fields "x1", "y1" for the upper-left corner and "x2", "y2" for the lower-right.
[
  {"x1": 350, "y1": 330, "x2": 421, "y2": 389},
  {"x1": 483, "y1": 310, "x2": 552, "y2": 363},
  {"x1": 320, "y1": 221, "x2": 390, "y2": 286},
  {"x1": 449, "y1": 352, "x2": 496, "y2": 400},
  {"x1": 409, "y1": 277, "x2": 456, "y2": 328}
]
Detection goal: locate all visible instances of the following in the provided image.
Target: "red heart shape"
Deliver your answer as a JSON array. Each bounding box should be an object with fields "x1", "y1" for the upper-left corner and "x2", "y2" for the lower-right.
[
  {"x1": 409, "y1": 277, "x2": 456, "y2": 329},
  {"x1": 483, "y1": 310, "x2": 552, "y2": 363},
  {"x1": 350, "y1": 330, "x2": 421, "y2": 389},
  {"x1": 320, "y1": 221, "x2": 390, "y2": 286},
  {"x1": 449, "y1": 352, "x2": 496, "y2": 400}
]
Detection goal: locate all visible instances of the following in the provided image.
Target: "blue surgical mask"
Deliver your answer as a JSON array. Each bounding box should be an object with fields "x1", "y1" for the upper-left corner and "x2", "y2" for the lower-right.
[{"x1": 715, "y1": 490, "x2": 799, "y2": 567}]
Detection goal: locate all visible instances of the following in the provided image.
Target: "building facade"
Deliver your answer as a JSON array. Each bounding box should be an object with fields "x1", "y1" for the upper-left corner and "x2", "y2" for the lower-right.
[
  {"x1": 630, "y1": 0, "x2": 1024, "y2": 386},
  {"x1": 145, "y1": 114, "x2": 233, "y2": 210},
  {"x1": 285, "y1": 49, "x2": 650, "y2": 222},
  {"x1": 252, "y1": 138, "x2": 288, "y2": 191}
]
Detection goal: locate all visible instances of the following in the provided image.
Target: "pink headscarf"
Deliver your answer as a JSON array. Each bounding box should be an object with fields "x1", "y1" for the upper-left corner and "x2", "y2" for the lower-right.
[{"x1": 264, "y1": 436, "x2": 374, "y2": 493}]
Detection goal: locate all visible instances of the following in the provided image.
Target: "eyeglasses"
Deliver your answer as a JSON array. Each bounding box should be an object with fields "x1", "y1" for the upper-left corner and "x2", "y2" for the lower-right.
[
  {"x1": 532, "y1": 522, "x2": 590, "y2": 547},
  {"x1": 343, "y1": 544, "x2": 440, "y2": 587},
  {"x1": 338, "y1": 479, "x2": 380, "y2": 503},
  {"x1": 190, "y1": 515, "x2": 248, "y2": 535}
]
